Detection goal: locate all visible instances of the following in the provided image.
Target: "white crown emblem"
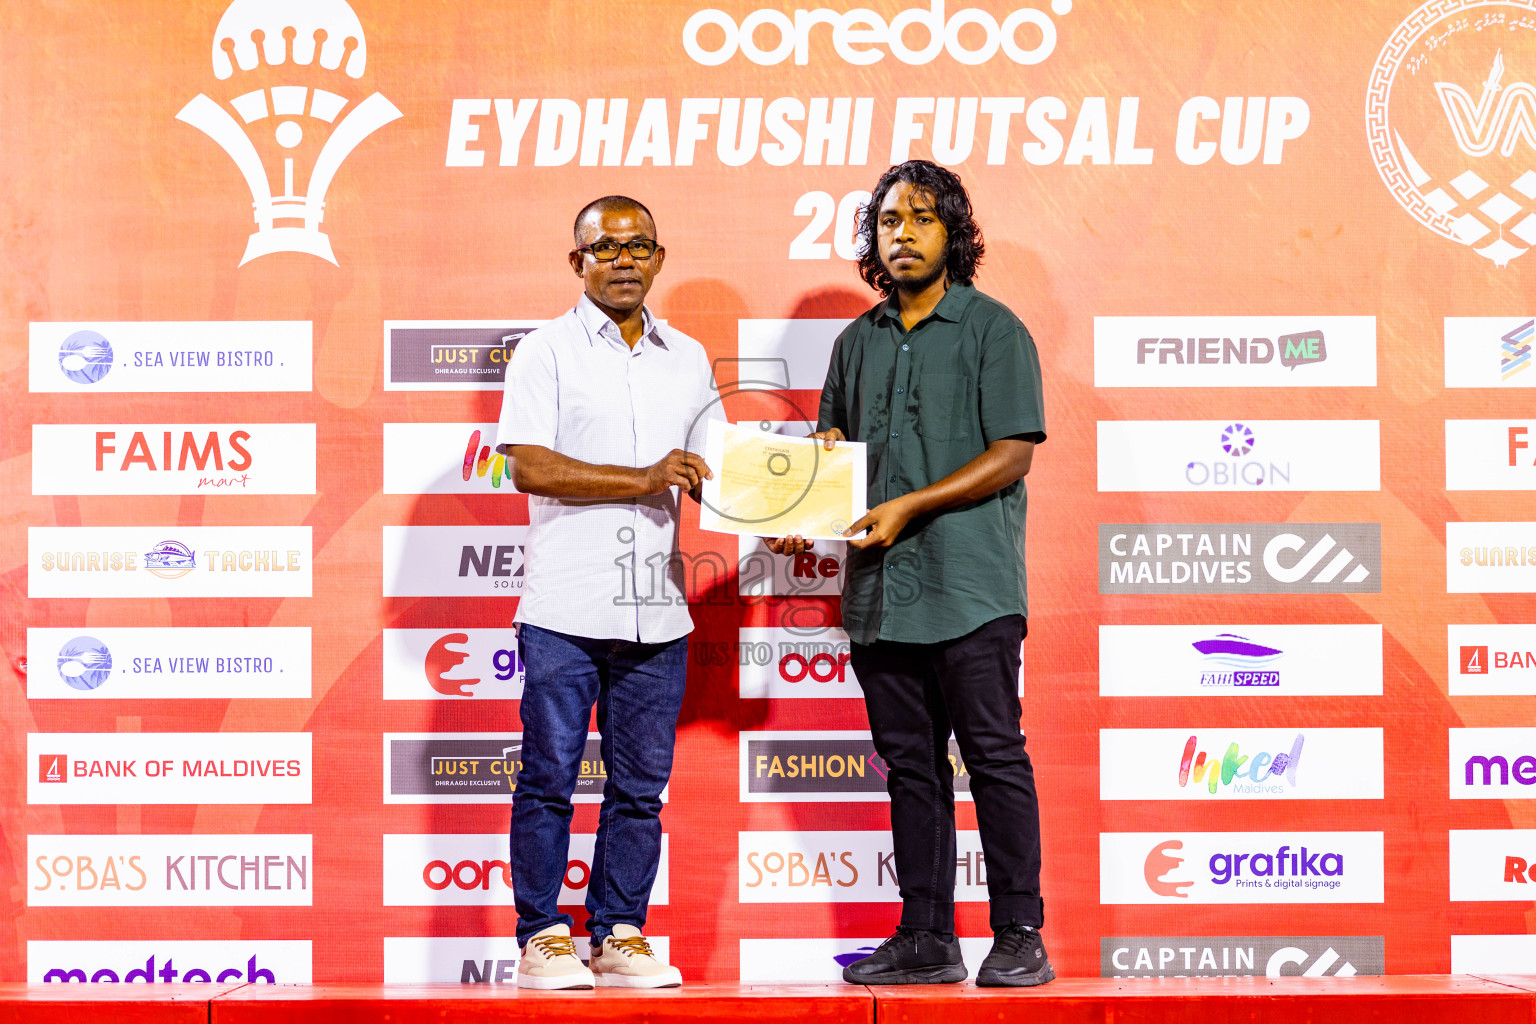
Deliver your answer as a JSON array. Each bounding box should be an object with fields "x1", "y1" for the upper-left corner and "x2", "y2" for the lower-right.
[{"x1": 176, "y1": 0, "x2": 402, "y2": 266}]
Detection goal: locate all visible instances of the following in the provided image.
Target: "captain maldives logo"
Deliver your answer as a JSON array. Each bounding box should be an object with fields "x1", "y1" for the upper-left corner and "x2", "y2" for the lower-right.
[{"x1": 176, "y1": 0, "x2": 402, "y2": 265}]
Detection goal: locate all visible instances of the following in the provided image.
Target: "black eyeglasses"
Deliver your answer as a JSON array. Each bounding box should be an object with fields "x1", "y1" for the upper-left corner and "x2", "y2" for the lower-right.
[{"x1": 576, "y1": 238, "x2": 659, "y2": 261}]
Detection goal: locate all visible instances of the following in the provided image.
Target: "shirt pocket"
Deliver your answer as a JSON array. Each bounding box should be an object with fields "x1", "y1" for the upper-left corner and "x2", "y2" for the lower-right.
[{"x1": 911, "y1": 372, "x2": 974, "y2": 442}]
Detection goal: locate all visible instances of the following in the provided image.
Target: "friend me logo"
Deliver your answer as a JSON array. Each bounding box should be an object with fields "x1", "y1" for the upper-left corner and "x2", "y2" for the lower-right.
[{"x1": 682, "y1": 0, "x2": 1071, "y2": 67}]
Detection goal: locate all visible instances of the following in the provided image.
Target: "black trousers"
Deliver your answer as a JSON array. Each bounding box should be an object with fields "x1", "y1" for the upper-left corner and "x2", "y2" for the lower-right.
[{"x1": 850, "y1": 613, "x2": 1043, "y2": 932}]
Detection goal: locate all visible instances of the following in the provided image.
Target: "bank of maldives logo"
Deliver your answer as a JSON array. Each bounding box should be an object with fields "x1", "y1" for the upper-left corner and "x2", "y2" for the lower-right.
[
  {"x1": 57, "y1": 637, "x2": 112, "y2": 691},
  {"x1": 176, "y1": 0, "x2": 402, "y2": 266},
  {"x1": 1370, "y1": 1, "x2": 1536, "y2": 267}
]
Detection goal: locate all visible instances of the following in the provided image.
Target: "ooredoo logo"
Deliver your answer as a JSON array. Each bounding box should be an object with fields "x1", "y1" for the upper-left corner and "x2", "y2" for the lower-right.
[
  {"x1": 176, "y1": 0, "x2": 402, "y2": 265},
  {"x1": 1369, "y1": 1, "x2": 1536, "y2": 266},
  {"x1": 683, "y1": 0, "x2": 1070, "y2": 67},
  {"x1": 1144, "y1": 841, "x2": 1191, "y2": 898},
  {"x1": 57, "y1": 637, "x2": 112, "y2": 691}
]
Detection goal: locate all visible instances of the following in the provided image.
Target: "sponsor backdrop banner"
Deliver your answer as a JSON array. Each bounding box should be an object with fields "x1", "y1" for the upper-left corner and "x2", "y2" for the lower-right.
[{"x1": 0, "y1": 0, "x2": 1531, "y2": 984}]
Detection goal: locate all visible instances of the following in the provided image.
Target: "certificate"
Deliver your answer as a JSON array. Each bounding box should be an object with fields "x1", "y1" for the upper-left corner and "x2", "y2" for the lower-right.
[{"x1": 698, "y1": 421, "x2": 867, "y2": 541}]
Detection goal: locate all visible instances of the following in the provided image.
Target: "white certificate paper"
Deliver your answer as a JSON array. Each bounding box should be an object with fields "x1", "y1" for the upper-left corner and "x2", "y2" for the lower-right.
[{"x1": 699, "y1": 421, "x2": 867, "y2": 541}]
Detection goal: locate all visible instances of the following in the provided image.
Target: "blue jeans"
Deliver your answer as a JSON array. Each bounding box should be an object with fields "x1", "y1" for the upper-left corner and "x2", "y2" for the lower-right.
[{"x1": 511, "y1": 623, "x2": 688, "y2": 946}]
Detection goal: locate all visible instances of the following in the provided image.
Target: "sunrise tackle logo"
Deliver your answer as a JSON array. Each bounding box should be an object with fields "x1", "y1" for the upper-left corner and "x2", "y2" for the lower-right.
[
  {"x1": 1369, "y1": 0, "x2": 1536, "y2": 267},
  {"x1": 176, "y1": 0, "x2": 402, "y2": 266}
]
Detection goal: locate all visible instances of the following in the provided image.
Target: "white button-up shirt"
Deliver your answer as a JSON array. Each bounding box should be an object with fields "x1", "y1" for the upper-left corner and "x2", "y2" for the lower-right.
[{"x1": 495, "y1": 294, "x2": 718, "y2": 642}]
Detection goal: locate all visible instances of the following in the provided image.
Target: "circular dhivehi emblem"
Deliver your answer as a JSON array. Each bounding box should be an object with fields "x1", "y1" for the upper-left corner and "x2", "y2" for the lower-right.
[{"x1": 1369, "y1": 0, "x2": 1536, "y2": 267}]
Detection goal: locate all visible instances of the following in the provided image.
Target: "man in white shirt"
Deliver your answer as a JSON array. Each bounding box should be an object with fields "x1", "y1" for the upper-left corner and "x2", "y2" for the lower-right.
[{"x1": 494, "y1": 196, "x2": 715, "y2": 989}]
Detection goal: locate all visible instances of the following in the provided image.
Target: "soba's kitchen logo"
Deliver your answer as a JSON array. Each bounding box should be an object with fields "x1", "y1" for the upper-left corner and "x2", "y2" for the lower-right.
[
  {"x1": 1369, "y1": 1, "x2": 1536, "y2": 267},
  {"x1": 176, "y1": 0, "x2": 402, "y2": 266}
]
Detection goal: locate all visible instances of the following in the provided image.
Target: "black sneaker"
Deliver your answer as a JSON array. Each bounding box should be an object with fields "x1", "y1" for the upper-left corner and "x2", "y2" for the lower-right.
[
  {"x1": 841, "y1": 926, "x2": 968, "y2": 985},
  {"x1": 976, "y1": 925, "x2": 1055, "y2": 987}
]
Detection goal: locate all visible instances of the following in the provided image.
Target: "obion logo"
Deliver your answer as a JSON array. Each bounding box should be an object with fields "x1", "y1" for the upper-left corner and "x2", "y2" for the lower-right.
[
  {"x1": 682, "y1": 0, "x2": 1070, "y2": 67},
  {"x1": 176, "y1": 0, "x2": 402, "y2": 265}
]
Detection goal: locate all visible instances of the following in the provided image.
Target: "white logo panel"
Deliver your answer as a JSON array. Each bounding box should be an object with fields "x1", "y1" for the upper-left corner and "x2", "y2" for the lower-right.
[
  {"x1": 382, "y1": 629, "x2": 523, "y2": 700},
  {"x1": 383, "y1": 525, "x2": 527, "y2": 597},
  {"x1": 27, "y1": 834, "x2": 311, "y2": 907},
  {"x1": 1099, "y1": 625, "x2": 1382, "y2": 697},
  {"x1": 735, "y1": 320, "x2": 850, "y2": 391},
  {"x1": 1446, "y1": 420, "x2": 1536, "y2": 489},
  {"x1": 1450, "y1": 728, "x2": 1536, "y2": 798},
  {"x1": 1100, "y1": 832, "x2": 1384, "y2": 904},
  {"x1": 738, "y1": 626, "x2": 860, "y2": 699},
  {"x1": 1097, "y1": 420, "x2": 1380, "y2": 492},
  {"x1": 29, "y1": 527, "x2": 312, "y2": 599},
  {"x1": 1450, "y1": 830, "x2": 1536, "y2": 901},
  {"x1": 383, "y1": 423, "x2": 521, "y2": 495},
  {"x1": 381, "y1": 833, "x2": 668, "y2": 906},
  {"x1": 738, "y1": 536, "x2": 846, "y2": 597},
  {"x1": 1445, "y1": 318, "x2": 1536, "y2": 387},
  {"x1": 28, "y1": 732, "x2": 312, "y2": 805},
  {"x1": 28, "y1": 940, "x2": 312, "y2": 984},
  {"x1": 30, "y1": 322, "x2": 311, "y2": 393},
  {"x1": 1093, "y1": 317, "x2": 1376, "y2": 387},
  {"x1": 1451, "y1": 935, "x2": 1536, "y2": 973},
  {"x1": 738, "y1": 938, "x2": 990, "y2": 983},
  {"x1": 383, "y1": 936, "x2": 672, "y2": 982},
  {"x1": 27, "y1": 627, "x2": 311, "y2": 699},
  {"x1": 739, "y1": 830, "x2": 989, "y2": 903},
  {"x1": 1449, "y1": 625, "x2": 1536, "y2": 696},
  {"x1": 32, "y1": 424, "x2": 315, "y2": 496},
  {"x1": 1100, "y1": 729, "x2": 1383, "y2": 800},
  {"x1": 1446, "y1": 522, "x2": 1536, "y2": 593}
]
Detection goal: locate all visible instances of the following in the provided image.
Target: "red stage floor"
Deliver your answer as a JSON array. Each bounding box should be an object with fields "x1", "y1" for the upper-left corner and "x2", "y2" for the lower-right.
[{"x1": 0, "y1": 977, "x2": 1532, "y2": 1024}]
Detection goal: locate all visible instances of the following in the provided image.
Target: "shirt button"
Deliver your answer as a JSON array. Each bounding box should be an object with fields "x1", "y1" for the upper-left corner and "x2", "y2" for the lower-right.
[
  {"x1": 889, "y1": 475, "x2": 896, "y2": 482},
  {"x1": 890, "y1": 431, "x2": 899, "y2": 439},
  {"x1": 901, "y1": 343, "x2": 910, "y2": 351},
  {"x1": 896, "y1": 386, "x2": 905, "y2": 394}
]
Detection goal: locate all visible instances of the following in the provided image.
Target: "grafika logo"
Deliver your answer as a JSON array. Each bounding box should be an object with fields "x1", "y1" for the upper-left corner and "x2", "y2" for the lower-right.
[
  {"x1": 1178, "y1": 734, "x2": 1304, "y2": 795},
  {"x1": 1369, "y1": 1, "x2": 1536, "y2": 267},
  {"x1": 176, "y1": 0, "x2": 402, "y2": 265}
]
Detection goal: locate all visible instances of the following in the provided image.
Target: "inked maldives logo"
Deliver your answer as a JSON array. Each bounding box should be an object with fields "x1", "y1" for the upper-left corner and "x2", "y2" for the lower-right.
[
  {"x1": 1178, "y1": 734, "x2": 1304, "y2": 794},
  {"x1": 463, "y1": 430, "x2": 513, "y2": 489}
]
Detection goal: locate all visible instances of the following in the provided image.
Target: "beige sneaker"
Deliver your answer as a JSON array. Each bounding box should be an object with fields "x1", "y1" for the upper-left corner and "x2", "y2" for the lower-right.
[
  {"x1": 517, "y1": 924, "x2": 595, "y2": 990},
  {"x1": 590, "y1": 924, "x2": 683, "y2": 988}
]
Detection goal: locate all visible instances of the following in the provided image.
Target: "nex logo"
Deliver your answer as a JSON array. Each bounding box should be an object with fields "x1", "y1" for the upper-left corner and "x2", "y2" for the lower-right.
[{"x1": 1144, "y1": 840, "x2": 1192, "y2": 898}]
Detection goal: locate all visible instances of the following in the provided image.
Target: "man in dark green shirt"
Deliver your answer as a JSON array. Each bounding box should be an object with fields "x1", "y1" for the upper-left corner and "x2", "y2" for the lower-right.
[{"x1": 772, "y1": 160, "x2": 1050, "y2": 987}]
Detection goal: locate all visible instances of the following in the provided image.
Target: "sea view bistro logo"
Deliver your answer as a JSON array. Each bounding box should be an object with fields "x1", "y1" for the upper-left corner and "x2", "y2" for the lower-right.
[
  {"x1": 1450, "y1": 829, "x2": 1536, "y2": 900},
  {"x1": 382, "y1": 629, "x2": 523, "y2": 700},
  {"x1": 737, "y1": 625, "x2": 861, "y2": 698},
  {"x1": 1445, "y1": 317, "x2": 1536, "y2": 386},
  {"x1": 32, "y1": 424, "x2": 316, "y2": 495},
  {"x1": 1097, "y1": 420, "x2": 1380, "y2": 492},
  {"x1": 381, "y1": 833, "x2": 669, "y2": 907},
  {"x1": 1092, "y1": 317, "x2": 1377, "y2": 388},
  {"x1": 1099, "y1": 832, "x2": 1385, "y2": 904},
  {"x1": 1099, "y1": 729, "x2": 1384, "y2": 801},
  {"x1": 383, "y1": 936, "x2": 673, "y2": 982},
  {"x1": 1446, "y1": 522, "x2": 1536, "y2": 592},
  {"x1": 1099, "y1": 524, "x2": 1380, "y2": 594},
  {"x1": 28, "y1": 834, "x2": 311, "y2": 907},
  {"x1": 383, "y1": 322, "x2": 538, "y2": 390},
  {"x1": 384, "y1": 733, "x2": 630, "y2": 804},
  {"x1": 27, "y1": 627, "x2": 311, "y2": 699},
  {"x1": 739, "y1": 830, "x2": 991, "y2": 903},
  {"x1": 382, "y1": 526, "x2": 527, "y2": 597},
  {"x1": 27, "y1": 733, "x2": 312, "y2": 805},
  {"x1": 1369, "y1": 1, "x2": 1536, "y2": 268},
  {"x1": 1450, "y1": 727, "x2": 1536, "y2": 797},
  {"x1": 1446, "y1": 419, "x2": 1536, "y2": 489},
  {"x1": 1101, "y1": 937, "x2": 1384, "y2": 978},
  {"x1": 31, "y1": 940, "x2": 312, "y2": 984},
  {"x1": 1450, "y1": 624, "x2": 1536, "y2": 694},
  {"x1": 1099, "y1": 624, "x2": 1385, "y2": 697},
  {"x1": 29, "y1": 322, "x2": 312, "y2": 393},
  {"x1": 30, "y1": 527, "x2": 311, "y2": 599},
  {"x1": 177, "y1": 0, "x2": 402, "y2": 265},
  {"x1": 382, "y1": 423, "x2": 522, "y2": 494},
  {"x1": 740, "y1": 731, "x2": 970, "y2": 802}
]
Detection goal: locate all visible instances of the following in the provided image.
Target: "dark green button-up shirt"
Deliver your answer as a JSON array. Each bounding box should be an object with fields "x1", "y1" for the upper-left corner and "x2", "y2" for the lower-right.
[{"x1": 816, "y1": 282, "x2": 1046, "y2": 645}]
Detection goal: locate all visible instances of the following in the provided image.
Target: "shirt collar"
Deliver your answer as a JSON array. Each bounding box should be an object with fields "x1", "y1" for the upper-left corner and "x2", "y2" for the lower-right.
[
  {"x1": 879, "y1": 280, "x2": 976, "y2": 326},
  {"x1": 575, "y1": 292, "x2": 664, "y2": 348}
]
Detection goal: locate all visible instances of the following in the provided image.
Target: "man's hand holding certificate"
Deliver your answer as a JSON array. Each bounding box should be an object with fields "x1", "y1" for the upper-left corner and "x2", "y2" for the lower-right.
[{"x1": 698, "y1": 421, "x2": 867, "y2": 541}]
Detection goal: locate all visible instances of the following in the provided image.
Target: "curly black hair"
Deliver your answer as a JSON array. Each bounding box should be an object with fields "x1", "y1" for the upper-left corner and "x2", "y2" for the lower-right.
[{"x1": 855, "y1": 160, "x2": 984, "y2": 294}]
